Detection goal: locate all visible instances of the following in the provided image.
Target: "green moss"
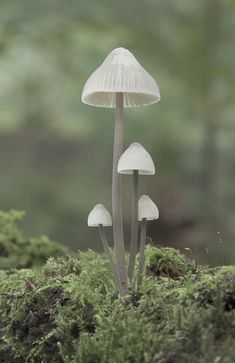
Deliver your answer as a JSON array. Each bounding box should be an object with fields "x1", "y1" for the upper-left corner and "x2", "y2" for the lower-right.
[
  {"x1": 0, "y1": 210, "x2": 67, "y2": 270},
  {"x1": 0, "y1": 244, "x2": 234, "y2": 363},
  {"x1": 144, "y1": 245, "x2": 196, "y2": 278}
]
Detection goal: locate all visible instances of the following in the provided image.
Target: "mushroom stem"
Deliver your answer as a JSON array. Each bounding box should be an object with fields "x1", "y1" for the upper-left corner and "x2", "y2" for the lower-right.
[
  {"x1": 112, "y1": 92, "x2": 128, "y2": 292},
  {"x1": 98, "y1": 225, "x2": 125, "y2": 296},
  {"x1": 137, "y1": 218, "x2": 147, "y2": 288},
  {"x1": 128, "y1": 170, "x2": 139, "y2": 283}
]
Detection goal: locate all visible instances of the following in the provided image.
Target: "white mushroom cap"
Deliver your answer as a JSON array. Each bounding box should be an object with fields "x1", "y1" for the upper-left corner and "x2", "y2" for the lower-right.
[
  {"x1": 138, "y1": 195, "x2": 159, "y2": 221},
  {"x1": 81, "y1": 47, "x2": 160, "y2": 108},
  {"x1": 118, "y1": 142, "x2": 155, "y2": 175},
  {"x1": 88, "y1": 204, "x2": 112, "y2": 227}
]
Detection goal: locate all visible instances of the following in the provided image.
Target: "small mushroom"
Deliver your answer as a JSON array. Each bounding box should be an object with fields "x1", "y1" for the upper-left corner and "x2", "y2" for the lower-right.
[
  {"x1": 88, "y1": 204, "x2": 124, "y2": 295},
  {"x1": 82, "y1": 47, "x2": 160, "y2": 108},
  {"x1": 82, "y1": 48, "x2": 160, "y2": 293},
  {"x1": 137, "y1": 195, "x2": 159, "y2": 288},
  {"x1": 118, "y1": 143, "x2": 155, "y2": 283}
]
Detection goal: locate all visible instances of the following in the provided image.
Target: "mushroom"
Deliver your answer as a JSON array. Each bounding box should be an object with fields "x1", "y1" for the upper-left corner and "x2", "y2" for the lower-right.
[
  {"x1": 82, "y1": 47, "x2": 160, "y2": 292},
  {"x1": 88, "y1": 204, "x2": 124, "y2": 295},
  {"x1": 137, "y1": 195, "x2": 159, "y2": 288},
  {"x1": 118, "y1": 143, "x2": 155, "y2": 283}
]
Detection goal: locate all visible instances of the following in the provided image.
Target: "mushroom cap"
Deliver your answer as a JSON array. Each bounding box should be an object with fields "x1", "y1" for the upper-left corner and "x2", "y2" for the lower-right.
[
  {"x1": 138, "y1": 195, "x2": 159, "y2": 221},
  {"x1": 81, "y1": 47, "x2": 160, "y2": 108},
  {"x1": 118, "y1": 142, "x2": 155, "y2": 175},
  {"x1": 88, "y1": 204, "x2": 112, "y2": 227}
]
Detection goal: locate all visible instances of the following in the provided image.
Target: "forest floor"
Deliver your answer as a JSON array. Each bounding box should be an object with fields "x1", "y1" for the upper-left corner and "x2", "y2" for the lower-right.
[{"x1": 0, "y1": 211, "x2": 234, "y2": 363}]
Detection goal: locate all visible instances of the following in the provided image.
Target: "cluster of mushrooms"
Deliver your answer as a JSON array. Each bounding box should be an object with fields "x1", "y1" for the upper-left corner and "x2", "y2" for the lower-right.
[{"x1": 82, "y1": 48, "x2": 160, "y2": 296}]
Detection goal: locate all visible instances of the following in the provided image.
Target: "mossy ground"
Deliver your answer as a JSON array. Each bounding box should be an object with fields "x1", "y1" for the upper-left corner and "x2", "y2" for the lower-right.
[
  {"x1": 0, "y1": 210, "x2": 67, "y2": 270},
  {"x1": 0, "y1": 212, "x2": 234, "y2": 363}
]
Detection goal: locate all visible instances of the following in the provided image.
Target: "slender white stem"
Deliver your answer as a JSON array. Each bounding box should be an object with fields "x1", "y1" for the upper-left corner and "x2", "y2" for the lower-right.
[
  {"x1": 128, "y1": 170, "x2": 139, "y2": 283},
  {"x1": 137, "y1": 218, "x2": 147, "y2": 288},
  {"x1": 98, "y1": 225, "x2": 124, "y2": 296},
  {"x1": 112, "y1": 93, "x2": 128, "y2": 292}
]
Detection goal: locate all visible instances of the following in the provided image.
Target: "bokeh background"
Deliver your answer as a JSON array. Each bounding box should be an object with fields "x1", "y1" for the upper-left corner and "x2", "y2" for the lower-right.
[{"x1": 0, "y1": 0, "x2": 234, "y2": 264}]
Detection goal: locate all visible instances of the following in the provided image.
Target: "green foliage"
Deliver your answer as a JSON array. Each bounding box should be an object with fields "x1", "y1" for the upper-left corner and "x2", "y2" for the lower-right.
[
  {"x1": 0, "y1": 210, "x2": 67, "y2": 270},
  {"x1": 0, "y1": 245, "x2": 234, "y2": 363}
]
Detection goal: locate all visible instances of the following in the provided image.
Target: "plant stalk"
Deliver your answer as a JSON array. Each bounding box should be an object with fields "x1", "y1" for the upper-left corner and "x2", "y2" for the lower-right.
[
  {"x1": 128, "y1": 170, "x2": 139, "y2": 283},
  {"x1": 137, "y1": 218, "x2": 147, "y2": 288},
  {"x1": 98, "y1": 225, "x2": 124, "y2": 296},
  {"x1": 112, "y1": 92, "x2": 128, "y2": 291}
]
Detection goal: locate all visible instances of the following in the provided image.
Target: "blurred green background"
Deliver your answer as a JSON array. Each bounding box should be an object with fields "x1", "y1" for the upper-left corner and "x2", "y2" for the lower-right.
[{"x1": 0, "y1": 0, "x2": 234, "y2": 264}]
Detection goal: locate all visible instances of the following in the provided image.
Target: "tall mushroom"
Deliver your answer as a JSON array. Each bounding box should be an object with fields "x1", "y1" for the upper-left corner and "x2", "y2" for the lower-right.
[
  {"x1": 82, "y1": 47, "x2": 160, "y2": 292},
  {"x1": 137, "y1": 195, "x2": 159, "y2": 288},
  {"x1": 88, "y1": 204, "x2": 124, "y2": 296},
  {"x1": 118, "y1": 143, "x2": 155, "y2": 283}
]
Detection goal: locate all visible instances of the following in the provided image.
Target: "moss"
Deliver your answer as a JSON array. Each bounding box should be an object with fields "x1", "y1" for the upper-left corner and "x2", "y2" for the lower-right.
[
  {"x1": 0, "y1": 210, "x2": 67, "y2": 270},
  {"x1": 144, "y1": 244, "x2": 196, "y2": 279},
  {"x1": 0, "y1": 244, "x2": 234, "y2": 363}
]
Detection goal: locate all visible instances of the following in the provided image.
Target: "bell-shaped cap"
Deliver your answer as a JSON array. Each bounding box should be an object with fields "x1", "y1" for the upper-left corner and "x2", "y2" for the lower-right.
[
  {"x1": 118, "y1": 142, "x2": 155, "y2": 175},
  {"x1": 88, "y1": 204, "x2": 112, "y2": 227},
  {"x1": 138, "y1": 195, "x2": 159, "y2": 221},
  {"x1": 82, "y1": 47, "x2": 160, "y2": 108}
]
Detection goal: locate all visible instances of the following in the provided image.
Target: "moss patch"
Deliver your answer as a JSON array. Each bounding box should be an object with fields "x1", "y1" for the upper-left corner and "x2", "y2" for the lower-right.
[
  {"x1": 0, "y1": 245, "x2": 235, "y2": 363},
  {"x1": 0, "y1": 210, "x2": 67, "y2": 270}
]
